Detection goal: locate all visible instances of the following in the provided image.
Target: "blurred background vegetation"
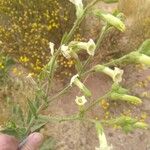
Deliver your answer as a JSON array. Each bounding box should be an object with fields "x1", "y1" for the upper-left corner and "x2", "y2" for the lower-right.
[{"x1": 0, "y1": 0, "x2": 87, "y2": 80}]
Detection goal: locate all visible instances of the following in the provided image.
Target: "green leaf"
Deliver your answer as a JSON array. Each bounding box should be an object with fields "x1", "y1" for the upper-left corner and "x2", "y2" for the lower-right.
[
  {"x1": 27, "y1": 99, "x2": 38, "y2": 119},
  {"x1": 138, "y1": 39, "x2": 150, "y2": 56},
  {"x1": 12, "y1": 104, "x2": 24, "y2": 124},
  {"x1": 26, "y1": 109, "x2": 33, "y2": 124},
  {"x1": 30, "y1": 122, "x2": 47, "y2": 132},
  {"x1": 95, "y1": 10, "x2": 125, "y2": 32},
  {"x1": 0, "y1": 121, "x2": 26, "y2": 140},
  {"x1": 38, "y1": 55, "x2": 57, "y2": 81}
]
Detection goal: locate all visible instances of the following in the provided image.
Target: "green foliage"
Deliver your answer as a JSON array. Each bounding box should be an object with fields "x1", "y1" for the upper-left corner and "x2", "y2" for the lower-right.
[
  {"x1": 0, "y1": 53, "x2": 14, "y2": 84},
  {"x1": 0, "y1": 0, "x2": 149, "y2": 149},
  {"x1": 0, "y1": 121, "x2": 26, "y2": 140}
]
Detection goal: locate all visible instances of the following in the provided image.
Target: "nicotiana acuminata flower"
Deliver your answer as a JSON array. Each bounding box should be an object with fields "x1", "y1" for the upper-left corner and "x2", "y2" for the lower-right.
[
  {"x1": 70, "y1": 74, "x2": 92, "y2": 97},
  {"x1": 61, "y1": 45, "x2": 72, "y2": 59},
  {"x1": 60, "y1": 39, "x2": 96, "y2": 59},
  {"x1": 95, "y1": 10, "x2": 125, "y2": 32},
  {"x1": 49, "y1": 42, "x2": 55, "y2": 56},
  {"x1": 93, "y1": 65, "x2": 123, "y2": 83},
  {"x1": 71, "y1": 39, "x2": 96, "y2": 56},
  {"x1": 69, "y1": 0, "x2": 84, "y2": 18},
  {"x1": 109, "y1": 92, "x2": 142, "y2": 105},
  {"x1": 75, "y1": 96, "x2": 87, "y2": 106},
  {"x1": 95, "y1": 122, "x2": 113, "y2": 150}
]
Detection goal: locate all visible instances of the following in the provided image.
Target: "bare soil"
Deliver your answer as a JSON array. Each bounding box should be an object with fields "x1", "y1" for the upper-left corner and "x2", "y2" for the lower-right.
[{"x1": 41, "y1": 65, "x2": 150, "y2": 150}]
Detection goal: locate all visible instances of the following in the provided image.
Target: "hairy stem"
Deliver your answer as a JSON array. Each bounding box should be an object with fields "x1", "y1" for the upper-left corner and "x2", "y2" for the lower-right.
[{"x1": 64, "y1": 0, "x2": 101, "y2": 44}]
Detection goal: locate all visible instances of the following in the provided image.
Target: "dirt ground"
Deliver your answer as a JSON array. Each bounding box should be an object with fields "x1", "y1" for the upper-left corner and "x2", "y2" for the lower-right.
[{"x1": 40, "y1": 65, "x2": 150, "y2": 150}]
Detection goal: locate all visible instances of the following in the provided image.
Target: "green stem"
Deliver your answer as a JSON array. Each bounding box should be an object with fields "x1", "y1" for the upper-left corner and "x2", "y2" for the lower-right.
[
  {"x1": 84, "y1": 93, "x2": 109, "y2": 112},
  {"x1": 64, "y1": 0, "x2": 101, "y2": 44},
  {"x1": 39, "y1": 114, "x2": 80, "y2": 123},
  {"x1": 79, "y1": 25, "x2": 111, "y2": 75},
  {"x1": 95, "y1": 25, "x2": 110, "y2": 52},
  {"x1": 105, "y1": 55, "x2": 128, "y2": 66},
  {"x1": 48, "y1": 85, "x2": 71, "y2": 103},
  {"x1": 25, "y1": 85, "x2": 70, "y2": 135},
  {"x1": 25, "y1": 0, "x2": 105, "y2": 136}
]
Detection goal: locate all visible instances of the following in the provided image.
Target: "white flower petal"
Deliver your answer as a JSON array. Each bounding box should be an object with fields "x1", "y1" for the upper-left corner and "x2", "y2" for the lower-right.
[
  {"x1": 70, "y1": 74, "x2": 79, "y2": 86},
  {"x1": 86, "y1": 39, "x2": 96, "y2": 56},
  {"x1": 113, "y1": 67, "x2": 124, "y2": 83},
  {"x1": 49, "y1": 42, "x2": 55, "y2": 56},
  {"x1": 75, "y1": 96, "x2": 87, "y2": 106},
  {"x1": 61, "y1": 44, "x2": 71, "y2": 59},
  {"x1": 70, "y1": 39, "x2": 96, "y2": 56}
]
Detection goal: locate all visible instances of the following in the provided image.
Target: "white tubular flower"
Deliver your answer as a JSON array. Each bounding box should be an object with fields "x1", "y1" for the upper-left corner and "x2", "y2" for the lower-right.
[
  {"x1": 94, "y1": 65, "x2": 123, "y2": 83},
  {"x1": 95, "y1": 122, "x2": 113, "y2": 150},
  {"x1": 75, "y1": 96, "x2": 87, "y2": 106},
  {"x1": 61, "y1": 44, "x2": 71, "y2": 59},
  {"x1": 75, "y1": 39, "x2": 96, "y2": 56},
  {"x1": 69, "y1": 0, "x2": 84, "y2": 18},
  {"x1": 95, "y1": 11, "x2": 125, "y2": 32},
  {"x1": 70, "y1": 74, "x2": 92, "y2": 97},
  {"x1": 95, "y1": 131, "x2": 113, "y2": 150},
  {"x1": 49, "y1": 42, "x2": 55, "y2": 56}
]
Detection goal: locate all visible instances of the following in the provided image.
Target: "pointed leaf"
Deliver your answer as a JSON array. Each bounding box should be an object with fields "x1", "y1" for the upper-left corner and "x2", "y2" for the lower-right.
[{"x1": 27, "y1": 99, "x2": 38, "y2": 119}]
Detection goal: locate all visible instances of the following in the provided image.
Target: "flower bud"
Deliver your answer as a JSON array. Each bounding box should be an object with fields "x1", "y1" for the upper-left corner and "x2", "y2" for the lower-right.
[
  {"x1": 133, "y1": 122, "x2": 149, "y2": 129},
  {"x1": 110, "y1": 93, "x2": 142, "y2": 105},
  {"x1": 129, "y1": 52, "x2": 150, "y2": 67},
  {"x1": 95, "y1": 10, "x2": 125, "y2": 32},
  {"x1": 69, "y1": 0, "x2": 84, "y2": 18},
  {"x1": 70, "y1": 74, "x2": 92, "y2": 97}
]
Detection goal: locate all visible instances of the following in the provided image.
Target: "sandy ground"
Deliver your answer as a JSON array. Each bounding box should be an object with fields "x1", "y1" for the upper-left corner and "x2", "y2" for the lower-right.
[{"x1": 40, "y1": 65, "x2": 150, "y2": 150}]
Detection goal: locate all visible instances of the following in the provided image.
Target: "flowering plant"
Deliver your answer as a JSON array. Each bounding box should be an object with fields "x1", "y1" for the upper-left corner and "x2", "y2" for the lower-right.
[{"x1": 0, "y1": 0, "x2": 149, "y2": 149}]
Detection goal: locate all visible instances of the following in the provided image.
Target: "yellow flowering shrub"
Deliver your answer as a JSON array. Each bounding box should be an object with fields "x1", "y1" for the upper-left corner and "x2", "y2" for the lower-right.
[{"x1": 0, "y1": 0, "x2": 77, "y2": 76}]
